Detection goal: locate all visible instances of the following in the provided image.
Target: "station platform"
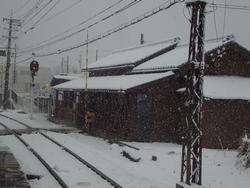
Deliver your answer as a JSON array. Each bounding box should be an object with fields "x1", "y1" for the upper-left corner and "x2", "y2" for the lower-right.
[{"x1": 0, "y1": 146, "x2": 30, "y2": 188}]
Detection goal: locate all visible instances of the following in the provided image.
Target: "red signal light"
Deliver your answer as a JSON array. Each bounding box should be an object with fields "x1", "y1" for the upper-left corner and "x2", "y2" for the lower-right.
[{"x1": 30, "y1": 61, "x2": 39, "y2": 72}]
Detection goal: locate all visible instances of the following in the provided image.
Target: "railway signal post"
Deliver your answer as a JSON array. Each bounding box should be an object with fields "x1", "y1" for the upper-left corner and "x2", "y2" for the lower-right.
[
  {"x1": 30, "y1": 53, "x2": 39, "y2": 119},
  {"x1": 177, "y1": 0, "x2": 207, "y2": 187}
]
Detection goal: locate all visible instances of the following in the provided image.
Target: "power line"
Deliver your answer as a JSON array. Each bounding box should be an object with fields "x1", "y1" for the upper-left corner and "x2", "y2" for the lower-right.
[
  {"x1": 17, "y1": 0, "x2": 140, "y2": 55},
  {"x1": 13, "y1": 0, "x2": 60, "y2": 41},
  {"x1": 5, "y1": 0, "x2": 47, "y2": 46},
  {"x1": 17, "y1": 0, "x2": 123, "y2": 52},
  {"x1": 10, "y1": 1, "x2": 250, "y2": 56},
  {"x1": 33, "y1": 0, "x2": 83, "y2": 28},
  {"x1": 13, "y1": 0, "x2": 31, "y2": 15},
  {"x1": 211, "y1": 0, "x2": 219, "y2": 47},
  {"x1": 4, "y1": 1, "x2": 54, "y2": 50},
  {"x1": 17, "y1": 0, "x2": 52, "y2": 31},
  {"x1": 20, "y1": 0, "x2": 44, "y2": 22},
  {"x1": 222, "y1": 0, "x2": 227, "y2": 38},
  {"x1": 208, "y1": 3, "x2": 250, "y2": 10},
  {"x1": 31, "y1": 0, "x2": 60, "y2": 29},
  {"x1": 11, "y1": 0, "x2": 60, "y2": 44},
  {"x1": 39, "y1": 0, "x2": 182, "y2": 56},
  {"x1": 15, "y1": 0, "x2": 183, "y2": 63}
]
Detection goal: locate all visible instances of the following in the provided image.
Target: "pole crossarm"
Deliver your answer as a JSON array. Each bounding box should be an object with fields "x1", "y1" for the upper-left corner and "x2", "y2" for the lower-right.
[{"x1": 179, "y1": 1, "x2": 207, "y2": 186}]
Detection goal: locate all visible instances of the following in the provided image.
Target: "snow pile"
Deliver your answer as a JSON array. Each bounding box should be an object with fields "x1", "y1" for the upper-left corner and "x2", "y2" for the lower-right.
[
  {"x1": 236, "y1": 133, "x2": 250, "y2": 168},
  {"x1": 1, "y1": 110, "x2": 250, "y2": 187}
]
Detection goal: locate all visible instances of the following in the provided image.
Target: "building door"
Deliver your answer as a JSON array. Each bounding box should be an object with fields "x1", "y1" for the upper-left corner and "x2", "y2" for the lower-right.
[{"x1": 136, "y1": 93, "x2": 152, "y2": 142}]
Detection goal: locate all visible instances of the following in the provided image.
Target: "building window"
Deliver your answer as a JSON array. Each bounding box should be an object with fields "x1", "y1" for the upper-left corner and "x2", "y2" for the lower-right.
[
  {"x1": 64, "y1": 91, "x2": 74, "y2": 109},
  {"x1": 58, "y1": 91, "x2": 63, "y2": 101}
]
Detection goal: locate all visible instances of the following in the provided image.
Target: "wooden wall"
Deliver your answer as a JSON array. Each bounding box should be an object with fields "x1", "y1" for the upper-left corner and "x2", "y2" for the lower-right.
[
  {"x1": 54, "y1": 91, "x2": 79, "y2": 126},
  {"x1": 53, "y1": 74, "x2": 186, "y2": 143},
  {"x1": 205, "y1": 42, "x2": 250, "y2": 77},
  {"x1": 202, "y1": 99, "x2": 250, "y2": 149},
  {"x1": 123, "y1": 74, "x2": 185, "y2": 142}
]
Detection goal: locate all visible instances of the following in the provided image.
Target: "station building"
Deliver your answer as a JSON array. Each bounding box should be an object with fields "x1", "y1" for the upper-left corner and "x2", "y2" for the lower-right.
[{"x1": 50, "y1": 35, "x2": 250, "y2": 149}]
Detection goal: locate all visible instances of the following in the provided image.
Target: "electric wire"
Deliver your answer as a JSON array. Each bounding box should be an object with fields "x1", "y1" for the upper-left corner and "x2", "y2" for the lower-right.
[
  {"x1": 33, "y1": 0, "x2": 82, "y2": 28},
  {"x1": 8, "y1": 0, "x2": 250, "y2": 53},
  {"x1": 13, "y1": 0, "x2": 31, "y2": 15},
  {"x1": 5, "y1": 1, "x2": 250, "y2": 65},
  {"x1": 20, "y1": 0, "x2": 44, "y2": 22},
  {"x1": 8, "y1": 0, "x2": 47, "y2": 45},
  {"x1": 18, "y1": 0, "x2": 52, "y2": 31},
  {"x1": 208, "y1": 3, "x2": 250, "y2": 10},
  {"x1": 17, "y1": 0, "x2": 139, "y2": 54},
  {"x1": 30, "y1": 0, "x2": 60, "y2": 29},
  {"x1": 15, "y1": 0, "x2": 181, "y2": 64},
  {"x1": 211, "y1": 0, "x2": 219, "y2": 47},
  {"x1": 17, "y1": 0, "x2": 140, "y2": 54},
  {"x1": 18, "y1": 0, "x2": 122, "y2": 52},
  {"x1": 13, "y1": 0, "x2": 60, "y2": 42},
  {"x1": 4, "y1": 0, "x2": 53, "y2": 50},
  {"x1": 222, "y1": 0, "x2": 227, "y2": 38}
]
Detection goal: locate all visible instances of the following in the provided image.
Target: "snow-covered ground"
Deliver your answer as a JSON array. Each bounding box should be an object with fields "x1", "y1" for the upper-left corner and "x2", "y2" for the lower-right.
[{"x1": 0, "y1": 110, "x2": 249, "y2": 188}]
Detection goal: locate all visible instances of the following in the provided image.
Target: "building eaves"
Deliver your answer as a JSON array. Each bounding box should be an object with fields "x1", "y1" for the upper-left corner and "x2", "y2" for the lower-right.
[{"x1": 52, "y1": 72, "x2": 175, "y2": 93}]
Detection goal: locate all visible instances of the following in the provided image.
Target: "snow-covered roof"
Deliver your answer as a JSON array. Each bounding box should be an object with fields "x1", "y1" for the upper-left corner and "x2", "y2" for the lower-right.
[
  {"x1": 83, "y1": 37, "x2": 180, "y2": 70},
  {"x1": 132, "y1": 43, "x2": 188, "y2": 72},
  {"x1": 53, "y1": 75, "x2": 83, "y2": 80},
  {"x1": 204, "y1": 76, "x2": 250, "y2": 100},
  {"x1": 53, "y1": 72, "x2": 174, "y2": 92},
  {"x1": 176, "y1": 76, "x2": 250, "y2": 100},
  {"x1": 132, "y1": 37, "x2": 233, "y2": 73}
]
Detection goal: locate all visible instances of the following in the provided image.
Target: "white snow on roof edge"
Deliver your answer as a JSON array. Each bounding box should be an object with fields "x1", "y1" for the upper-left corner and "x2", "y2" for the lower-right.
[
  {"x1": 204, "y1": 76, "x2": 250, "y2": 100},
  {"x1": 53, "y1": 72, "x2": 175, "y2": 92},
  {"x1": 176, "y1": 76, "x2": 250, "y2": 101}
]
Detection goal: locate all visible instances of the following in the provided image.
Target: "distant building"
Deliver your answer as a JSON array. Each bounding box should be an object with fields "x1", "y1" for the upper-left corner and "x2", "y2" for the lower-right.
[
  {"x1": 7, "y1": 65, "x2": 52, "y2": 93},
  {"x1": 0, "y1": 65, "x2": 52, "y2": 110}
]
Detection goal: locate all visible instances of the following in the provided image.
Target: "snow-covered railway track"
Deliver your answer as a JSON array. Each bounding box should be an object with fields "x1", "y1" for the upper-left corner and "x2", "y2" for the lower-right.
[
  {"x1": 0, "y1": 118, "x2": 123, "y2": 188},
  {"x1": 0, "y1": 114, "x2": 30, "y2": 130}
]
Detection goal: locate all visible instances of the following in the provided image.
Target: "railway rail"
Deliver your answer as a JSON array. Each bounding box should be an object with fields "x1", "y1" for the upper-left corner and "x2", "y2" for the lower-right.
[{"x1": 0, "y1": 114, "x2": 123, "y2": 188}]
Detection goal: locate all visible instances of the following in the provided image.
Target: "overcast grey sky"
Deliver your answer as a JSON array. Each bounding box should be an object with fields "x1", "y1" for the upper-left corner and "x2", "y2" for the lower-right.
[{"x1": 1, "y1": 0, "x2": 250, "y2": 69}]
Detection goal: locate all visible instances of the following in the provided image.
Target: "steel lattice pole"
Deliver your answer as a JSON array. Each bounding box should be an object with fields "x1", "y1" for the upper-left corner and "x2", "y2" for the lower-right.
[{"x1": 179, "y1": 1, "x2": 207, "y2": 186}]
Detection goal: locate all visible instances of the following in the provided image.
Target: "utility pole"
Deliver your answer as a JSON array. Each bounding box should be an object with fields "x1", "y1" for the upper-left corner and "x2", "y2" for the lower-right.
[
  {"x1": 177, "y1": 0, "x2": 207, "y2": 188},
  {"x1": 13, "y1": 43, "x2": 17, "y2": 90},
  {"x1": 2, "y1": 16, "x2": 21, "y2": 110},
  {"x1": 96, "y1": 49, "x2": 98, "y2": 61},
  {"x1": 140, "y1": 34, "x2": 144, "y2": 45},
  {"x1": 85, "y1": 30, "x2": 90, "y2": 133},
  {"x1": 67, "y1": 56, "x2": 69, "y2": 74},
  {"x1": 1, "y1": 65, "x2": 3, "y2": 91},
  {"x1": 61, "y1": 57, "x2": 63, "y2": 74},
  {"x1": 78, "y1": 54, "x2": 82, "y2": 73}
]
